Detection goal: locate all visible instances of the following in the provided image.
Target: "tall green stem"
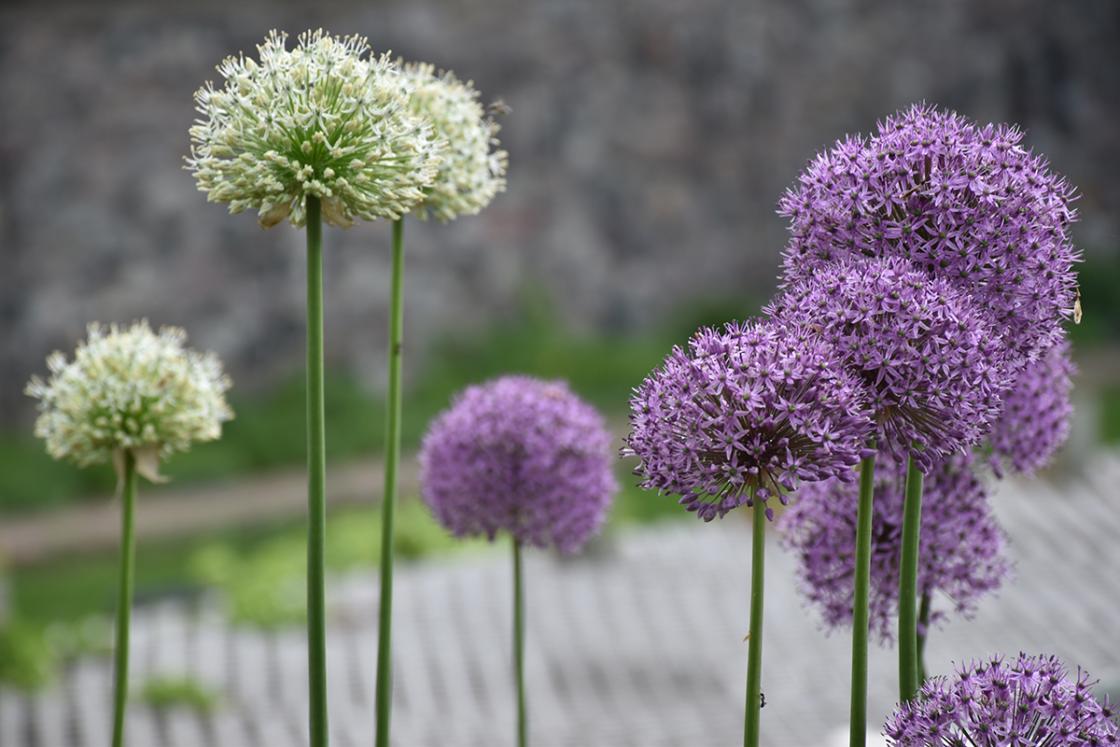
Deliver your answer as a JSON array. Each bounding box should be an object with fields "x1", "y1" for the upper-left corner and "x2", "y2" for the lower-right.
[
  {"x1": 375, "y1": 217, "x2": 405, "y2": 747},
  {"x1": 849, "y1": 446, "x2": 876, "y2": 747},
  {"x1": 898, "y1": 453, "x2": 924, "y2": 703},
  {"x1": 512, "y1": 539, "x2": 528, "y2": 747},
  {"x1": 744, "y1": 496, "x2": 766, "y2": 747},
  {"x1": 305, "y1": 195, "x2": 329, "y2": 747},
  {"x1": 916, "y1": 592, "x2": 931, "y2": 686},
  {"x1": 110, "y1": 451, "x2": 137, "y2": 747}
]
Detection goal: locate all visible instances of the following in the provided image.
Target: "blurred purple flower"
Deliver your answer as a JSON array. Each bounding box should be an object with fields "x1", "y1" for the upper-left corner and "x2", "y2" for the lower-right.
[
  {"x1": 624, "y1": 319, "x2": 872, "y2": 521},
  {"x1": 781, "y1": 452, "x2": 1009, "y2": 642},
  {"x1": 987, "y1": 339, "x2": 1075, "y2": 477},
  {"x1": 779, "y1": 104, "x2": 1080, "y2": 370},
  {"x1": 419, "y1": 375, "x2": 616, "y2": 554},
  {"x1": 885, "y1": 653, "x2": 1119, "y2": 746},
  {"x1": 767, "y1": 255, "x2": 1007, "y2": 469}
]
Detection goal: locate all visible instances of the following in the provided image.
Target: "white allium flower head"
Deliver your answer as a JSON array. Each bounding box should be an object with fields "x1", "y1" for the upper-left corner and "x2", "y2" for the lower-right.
[
  {"x1": 187, "y1": 29, "x2": 444, "y2": 228},
  {"x1": 25, "y1": 321, "x2": 233, "y2": 476},
  {"x1": 399, "y1": 62, "x2": 509, "y2": 222}
]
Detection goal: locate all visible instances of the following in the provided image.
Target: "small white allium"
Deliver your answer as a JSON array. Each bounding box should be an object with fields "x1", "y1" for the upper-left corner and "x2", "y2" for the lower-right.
[
  {"x1": 187, "y1": 29, "x2": 444, "y2": 228},
  {"x1": 400, "y1": 62, "x2": 508, "y2": 222},
  {"x1": 25, "y1": 321, "x2": 233, "y2": 475}
]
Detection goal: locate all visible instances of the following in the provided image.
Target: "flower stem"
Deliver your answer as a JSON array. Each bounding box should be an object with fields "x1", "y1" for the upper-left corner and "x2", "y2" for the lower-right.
[
  {"x1": 916, "y1": 592, "x2": 931, "y2": 686},
  {"x1": 744, "y1": 495, "x2": 766, "y2": 747},
  {"x1": 305, "y1": 195, "x2": 330, "y2": 747},
  {"x1": 512, "y1": 538, "x2": 528, "y2": 747},
  {"x1": 375, "y1": 217, "x2": 406, "y2": 747},
  {"x1": 110, "y1": 451, "x2": 137, "y2": 747},
  {"x1": 898, "y1": 453, "x2": 924, "y2": 703},
  {"x1": 849, "y1": 446, "x2": 876, "y2": 747}
]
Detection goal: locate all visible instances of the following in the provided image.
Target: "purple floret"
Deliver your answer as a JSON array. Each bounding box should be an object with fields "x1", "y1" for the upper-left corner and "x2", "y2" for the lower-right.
[
  {"x1": 624, "y1": 319, "x2": 872, "y2": 521},
  {"x1": 781, "y1": 452, "x2": 1010, "y2": 642},
  {"x1": 419, "y1": 375, "x2": 617, "y2": 554},
  {"x1": 885, "y1": 653, "x2": 1119, "y2": 746},
  {"x1": 987, "y1": 339, "x2": 1075, "y2": 477},
  {"x1": 779, "y1": 104, "x2": 1080, "y2": 370},
  {"x1": 767, "y1": 255, "x2": 1007, "y2": 469}
]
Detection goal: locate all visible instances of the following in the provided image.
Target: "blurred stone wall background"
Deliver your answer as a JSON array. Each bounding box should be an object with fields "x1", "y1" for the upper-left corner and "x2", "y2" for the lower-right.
[{"x1": 1, "y1": 0, "x2": 1117, "y2": 423}]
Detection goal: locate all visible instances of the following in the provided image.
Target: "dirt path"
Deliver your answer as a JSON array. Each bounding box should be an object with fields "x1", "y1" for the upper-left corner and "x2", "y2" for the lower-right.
[{"x1": 0, "y1": 458, "x2": 418, "y2": 565}]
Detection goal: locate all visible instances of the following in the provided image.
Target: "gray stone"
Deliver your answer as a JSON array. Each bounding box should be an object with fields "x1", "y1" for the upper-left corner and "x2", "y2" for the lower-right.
[{"x1": 2, "y1": 0, "x2": 1116, "y2": 423}]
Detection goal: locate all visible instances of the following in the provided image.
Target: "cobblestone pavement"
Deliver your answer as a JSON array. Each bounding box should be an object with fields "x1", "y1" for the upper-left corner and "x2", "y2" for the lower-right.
[{"x1": 2, "y1": 453, "x2": 1118, "y2": 746}]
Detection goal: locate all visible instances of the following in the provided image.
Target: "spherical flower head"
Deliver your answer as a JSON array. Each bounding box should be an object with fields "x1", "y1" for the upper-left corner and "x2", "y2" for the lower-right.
[
  {"x1": 986, "y1": 339, "x2": 1075, "y2": 477},
  {"x1": 767, "y1": 255, "x2": 1007, "y2": 470},
  {"x1": 25, "y1": 321, "x2": 233, "y2": 474},
  {"x1": 779, "y1": 104, "x2": 1081, "y2": 369},
  {"x1": 624, "y1": 319, "x2": 872, "y2": 522},
  {"x1": 885, "y1": 653, "x2": 1119, "y2": 746},
  {"x1": 399, "y1": 62, "x2": 508, "y2": 222},
  {"x1": 187, "y1": 29, "x2": 444, "y2": 228},
  {"x1": 781, "y1": 452, "x2": 1009, "y2": 642},
  {"x1": 419, "y1": 376, "x2": 616, "y2": 554}
]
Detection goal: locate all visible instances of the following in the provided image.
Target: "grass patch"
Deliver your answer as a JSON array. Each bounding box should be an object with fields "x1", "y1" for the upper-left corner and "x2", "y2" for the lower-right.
[
  {"x1": 138, "y1": 676, "x2": 220, "y2": 714},
  {"x1": 1100, "y1": 386, "x2": 1120, "y2": 444},
  {"x1": 1, "y1": 295, "x2": 760, "y2": 514},
  {"x1": 0, "y1": 621, "x2": 56, "y2": 690},
  {"x1": 7, "y1": 464, "x2": 681, "y2": 628}
]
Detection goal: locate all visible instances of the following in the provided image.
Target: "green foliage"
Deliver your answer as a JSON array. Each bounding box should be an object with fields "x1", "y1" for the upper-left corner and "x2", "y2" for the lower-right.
[
  {"x1": 44, "y1": 616, "x2": 113, "y2": 661},
  {"x1": 137, "y1": 676, "x2": 220, "y2": 713},
  {"x1": 0, "y1": 620, "x2": 56, "y2": 690},
  {"x1": 609, "y1": 476, "x2": 682, "y2": 524},
  {"x1": 188, "y1": 500, "x2": 484, "y2": 629},
  {"x1": 1100, "y1": 386, "x2": 1120, "y2": 444},
  {"x1": 1, "y1": 294, "x2": 757, "y2": 514},
  {"x1": 0, "y1": 436, "x2": 114, "y2": 512},
  {"x1": 1068, "y1": 254, "x2": 1120, "y2": 348},
  {"x1": 8, "y1": 519, "x2": 298, "y2": 624},
  {"x1": 190, "y1": 536, "x2": 306, "y2": 628},
  {"x1": 0, "y1": 613, "x2": 119, "y2": 690},
  {"x1": 4, "y1": 261, "x2": 1118, "y2": 515}
]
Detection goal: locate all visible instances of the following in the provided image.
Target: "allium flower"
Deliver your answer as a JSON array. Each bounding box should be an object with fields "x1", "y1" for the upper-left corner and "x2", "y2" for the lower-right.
[
  {"x1": 187, "y1": 29, "x2": 443, "y2": 228},
  {"x1": 885, "y1": 653, "x2": 1119, "y2": 746},
  {"x1": 781, "y1": 452, "x2": 1009, "y2": 642},
  {"x1": 25, "y1": 321, "x2": 232, "y2": 473},
  {"x1": 399, "y1": 62, "x2": 508, "y2": 222},
  {"x1": 419, "y1": 376, "x2": 616, "y2": 554},
  {"x1": 779, "y1": 104, "x2": 1080, "y2": 368},
  {"x1": 767, "y1": 256, "x2": 1006, "y2": 469},
  {"x1": 986, "y1": 339, "x2": 1075, "y2": 477},
  {"x1": 624, "y1": 320, "x2": 872, "y2": 521}
]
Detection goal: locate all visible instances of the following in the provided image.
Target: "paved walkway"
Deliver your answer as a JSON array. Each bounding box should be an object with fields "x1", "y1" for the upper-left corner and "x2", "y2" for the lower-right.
[
  {"x1": 0, "y1": 459, "x2": 411, "y2": 565},
  {"x1": 2, "y1": 453, "x2": 1118, "y2": 746}
]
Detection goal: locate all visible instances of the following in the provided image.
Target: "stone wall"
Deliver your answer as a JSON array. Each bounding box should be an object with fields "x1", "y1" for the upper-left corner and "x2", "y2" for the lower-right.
[{"x1": 2, "y1": 0, "x2": 1116, "y2": 423}]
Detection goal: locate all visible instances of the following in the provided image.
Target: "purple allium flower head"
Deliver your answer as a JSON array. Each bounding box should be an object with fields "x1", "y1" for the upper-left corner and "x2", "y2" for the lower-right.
[
  {"x1": 624, "y1": 319, "x2": 872, "y2": 521},
  {"x1": 885, "y1": 653, "x2": 1119, "y2": 746},
  {"x1": 987, "y1": 339, "x2": 1075, "y2": 478},
  {"x1": 767, "y1": 255, "x2": 1007, "y2": 470},
  {"x1": 779, "y1": 104, "x2": 1080, "y2": 370},
  {"x1": 781, "y1": 452, "x2": 1009, "y2": 642},
  {"x1": 419, "y1": 375, "x2": 616, "y2": 554}
]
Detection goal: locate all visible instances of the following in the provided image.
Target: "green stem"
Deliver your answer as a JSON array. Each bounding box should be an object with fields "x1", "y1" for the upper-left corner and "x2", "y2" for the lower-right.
[
  {"x1": 513, "y1": 539, "x2": 528, "y2": 747},
  {"x1": 375, "y1": 217, "x2": 406, "y2": 747},
  {"x1": 849, "y1": 447, "x2": 876, "y2": 747},
  {"x1": 744, "y1": 496, "x2": 766, "y2": 747},
  {"x1": 305, "y1": 195, "x2": 329, "y2": 747},
  {"x1": 916, "y1": 592, "x2": 931, "y2": 687},
  {"x1": 110, "y1": 452, "x2": 137, "y2": 747},
  {"x1": 898, "y1": 453, "x2": 924, "y2": 703}
]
